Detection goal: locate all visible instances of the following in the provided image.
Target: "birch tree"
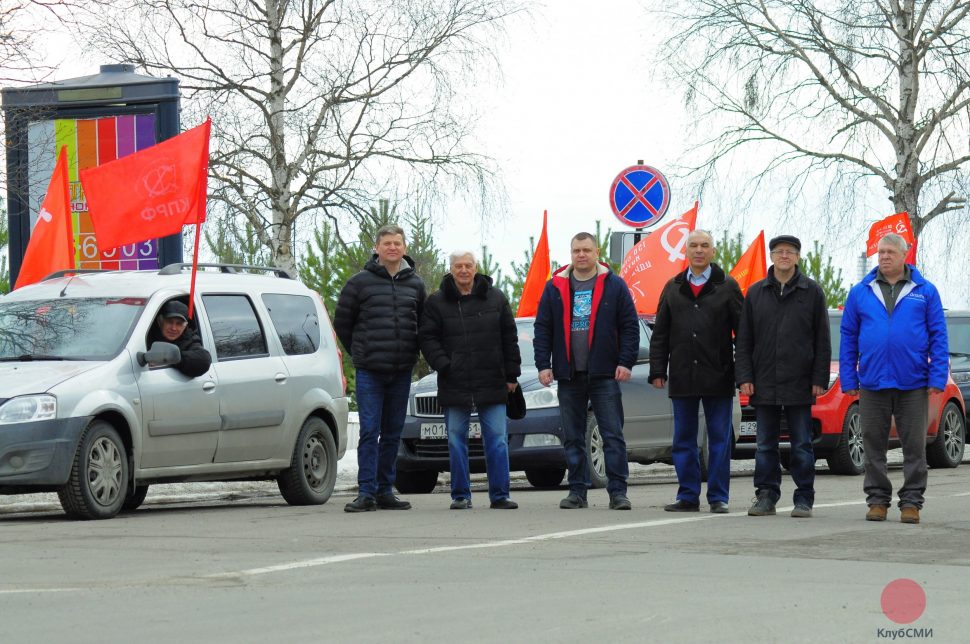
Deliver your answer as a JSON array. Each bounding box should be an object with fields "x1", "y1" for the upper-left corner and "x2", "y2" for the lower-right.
[
  {"x1": 659, "y1": 0, "x2": 970, "y2": 240},
  {"x1": 82, "y1": 0, "x2": 523, "y2": 274}
]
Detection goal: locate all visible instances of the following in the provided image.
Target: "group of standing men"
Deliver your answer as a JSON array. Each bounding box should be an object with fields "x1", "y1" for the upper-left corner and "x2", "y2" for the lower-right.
[{"x1": 333, "y1": 223, "x2": 947, "y2": 523}]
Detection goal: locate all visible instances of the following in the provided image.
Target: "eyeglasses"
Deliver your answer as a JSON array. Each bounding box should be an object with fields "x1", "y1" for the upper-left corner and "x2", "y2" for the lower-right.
[{"x1": 770, "y1": 249, "x2": 798, "y2": 257}]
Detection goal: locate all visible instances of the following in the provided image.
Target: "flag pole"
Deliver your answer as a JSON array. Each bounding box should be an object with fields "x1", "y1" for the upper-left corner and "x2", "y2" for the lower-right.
[{"x1": 187, "y1": 221, "x2": 201, "y2": 320}]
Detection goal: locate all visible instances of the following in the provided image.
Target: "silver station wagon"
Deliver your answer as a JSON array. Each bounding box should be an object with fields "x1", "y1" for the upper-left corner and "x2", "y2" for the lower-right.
[{"x1": 0, "y1": 263, "x2": 348, "y2": 519}]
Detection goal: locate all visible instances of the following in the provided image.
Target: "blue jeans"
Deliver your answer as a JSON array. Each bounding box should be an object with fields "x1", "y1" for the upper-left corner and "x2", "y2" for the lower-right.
[
  {"x1": 355, "y1": 368, "x2": 413, "y2": 498},
  {"x1": 445, "y1": 404, "x2": 510, "y2": 503},
  {"x1": 753, "y1": 405, "x2": 815, "y2": 507},
  {"x1": 671, "y1": 396, "x2": 734, "y2": 504},
  {"x1": 557, "y1": 375, "x2": 628, "y2": 499}
]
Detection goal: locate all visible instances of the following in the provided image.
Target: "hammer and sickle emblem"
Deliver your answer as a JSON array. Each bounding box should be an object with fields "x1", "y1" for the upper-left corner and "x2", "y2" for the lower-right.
[
  {"x1": 661, "y1": 221, "x2": 690, "y2": 263},
  {"x1": 140, "y1": 163, "x2": 177, "y2": 199}
]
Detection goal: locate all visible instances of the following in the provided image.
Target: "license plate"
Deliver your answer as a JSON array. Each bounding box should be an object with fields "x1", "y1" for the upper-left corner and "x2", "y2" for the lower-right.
[
  {"x1": 420, "y1": 422, "x2": 481, "y2": 440},
  {"x1": 740, "y1": 421, "x2": 758, "y2": 437}
]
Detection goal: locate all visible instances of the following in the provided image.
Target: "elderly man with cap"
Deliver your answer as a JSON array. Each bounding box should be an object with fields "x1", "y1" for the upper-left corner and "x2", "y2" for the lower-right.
[
  {"x1": 735, "y1": 235, "x2": 830, "y2": 518},
  {"x1": 146, "y1": 300, "x2": 212, "y2": 378}
]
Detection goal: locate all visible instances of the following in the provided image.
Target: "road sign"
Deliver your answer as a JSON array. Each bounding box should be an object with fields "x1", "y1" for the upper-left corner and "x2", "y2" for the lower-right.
[{"x1": 609, "y1": 164, "x2": 670, "y2": 229}]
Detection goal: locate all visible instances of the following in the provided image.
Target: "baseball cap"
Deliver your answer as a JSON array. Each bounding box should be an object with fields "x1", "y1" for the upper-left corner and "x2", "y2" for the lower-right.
[{"x1": 160, "y1": 300, "x2": 189, "y2": 321}]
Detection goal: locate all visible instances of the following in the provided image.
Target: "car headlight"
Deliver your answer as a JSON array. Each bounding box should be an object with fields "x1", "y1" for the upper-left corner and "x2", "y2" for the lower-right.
[
  {"x1": 952, "y1": 372, "x2": 970, "y2": 384},
  {"x1": 827, "y1": 372, "x2": 838, "y2": 391},
  {"x1": 523, "y1": 385, "x2": 558, "y2": 410},
  {"x1": 0, "y1": 395, "x2": 57, "y2": 424}
]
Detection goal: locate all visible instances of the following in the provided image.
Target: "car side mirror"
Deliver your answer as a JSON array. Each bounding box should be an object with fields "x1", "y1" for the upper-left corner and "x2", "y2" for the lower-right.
[{"x1": 137, "y1": 341, "x2": 181, "y2": 367}]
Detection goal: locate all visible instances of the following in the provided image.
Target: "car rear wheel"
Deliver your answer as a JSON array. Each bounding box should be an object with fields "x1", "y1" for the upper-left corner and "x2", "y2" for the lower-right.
[
  {"x1": 121, "y1": 485, "x2": 150, "y2": 512},
  {"x1": 826, "y1": 404, "x2": 864, "y2": 475},
  {"x1": 525, "y1": 467, "x2": 566, "y2": 489},
  {"x1": 58, "y1": 420, "x2": 129, "y2": 520},
  {"x1": 278, "y1": 416, "x2": 337, "y2": 505},
  {"x1": 927, "y1": 402, "x2": 966, "y2": 469},
  {"x1": 394, "y1": 469, "x2": 439, "y2": 494},
  {"x1": 586, "y1": 414, "x2": 608, "y2": 489}
]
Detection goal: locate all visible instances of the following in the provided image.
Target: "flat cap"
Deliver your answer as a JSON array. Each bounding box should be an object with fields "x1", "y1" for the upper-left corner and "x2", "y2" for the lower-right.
[
  {"x1": 160, "y1": 300, "x2": 189, "y2": 321},
  {"x1": 768, "y1": 235, "x2": 801, "y2": 252}
]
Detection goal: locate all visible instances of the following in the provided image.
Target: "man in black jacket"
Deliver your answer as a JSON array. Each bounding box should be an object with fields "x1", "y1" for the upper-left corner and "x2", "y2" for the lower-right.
[
  {"x1": 146, "y1": 300, "x2": 211, "y2": 378},
  {"x1": 736, "y1": 235, "x2": 831, "y2": 518},
  {"x1": 534, "y1": 232, "x2": 639, "y2": 510},
  {"x1": 650, "y1": 230, "x2": 743, "y2": 514},
  {"x1": 420, "y1": 250, "x2": 521, "y2": 510},
  {"x1": 334, "y1": 225, "x2": 427, "y2": 512}
]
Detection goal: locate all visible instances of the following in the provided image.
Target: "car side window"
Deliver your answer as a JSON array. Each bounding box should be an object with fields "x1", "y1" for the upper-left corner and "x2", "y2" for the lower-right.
[
  {"x1": 637, "y1": 321, "x2": 652, "y2": 362},
  {"x1": 202, "y1": 294, "x2": 268, "y2": 360},
  {"x1": 261, "y1": 293, "x2": 321, "y2": 355}
]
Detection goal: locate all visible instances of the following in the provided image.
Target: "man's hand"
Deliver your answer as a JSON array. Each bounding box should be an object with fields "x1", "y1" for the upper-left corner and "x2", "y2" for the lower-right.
[
  {"x1": 740, "y1": 383, "x2": 754, "y2": 396},
  {"x1": 539, "y1": 369, "x2": 554, "y2": 387},
  {"x1": 507, "y1": 382, "x2": 519, "y2": 392},
  {"x1": 843, "y1": 389, "x2": 859, "y2": 397},
  {"x1": 929, "y1": 387, "x2": 943, "y2": 395},
  {"x1": 812, "y1": 385, "x2": 825, "y2": 396},
  {"x1": 615, "y1": 366, "x2": 631, "y2": 382},
  {"x1": 650, "y1": 377, "x2": 666, "y2": 389}
]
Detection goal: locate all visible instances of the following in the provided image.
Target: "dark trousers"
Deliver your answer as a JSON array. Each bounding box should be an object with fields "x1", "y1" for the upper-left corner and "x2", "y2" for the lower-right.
[
  {"x1": 753, "y1": 405, "x2": 815, "y2": 507},
  {"x1": 355, "y1": 368, "x2": 412, "y2": 498},
  {"x1": 860, "y1": 388, "x2": 929, "y2": 509},
  {"x1": 556, "y1": 374, "x2": 628, "y2": 499},
  {"x1": 671, "y1": 396, "x2": 734, "y2": 504}
]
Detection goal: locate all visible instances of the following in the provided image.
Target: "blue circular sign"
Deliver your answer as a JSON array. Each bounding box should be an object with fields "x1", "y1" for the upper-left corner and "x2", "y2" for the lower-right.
[{"x1": 609, "y1": 165, "x2": 670, "y2": 228}]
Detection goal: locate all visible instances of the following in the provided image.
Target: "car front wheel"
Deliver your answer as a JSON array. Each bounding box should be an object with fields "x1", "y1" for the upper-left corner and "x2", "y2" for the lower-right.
[
  {"x1": 525, "y1": 467, "x2": 566, "y2": 489},
  {"x1": 585, "y1": 414, "x2": 608, "y2": 489},
  {"x1": 121, "y1": 485, "x2": 150, "y2": 512},
  {"x1": 826, "y1": 404, "x2": 864, "y2": 475},
  {"x1": 394, "y1": 469, "x2": 439, "y2": 494},
  {"x1": 927, "y1": 402, "x2": 966, "y2": 468},
  {"x1": 58, "y1": 420, "x2": 129, "y2": 520}
]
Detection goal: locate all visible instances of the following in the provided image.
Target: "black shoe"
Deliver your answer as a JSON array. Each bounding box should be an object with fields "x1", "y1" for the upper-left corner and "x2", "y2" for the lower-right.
[
  {"x1": 344, "y1": 495, "x2": 377, "y2": 513},
  {"x1": 450, "y1": 498, "x2": 472, "y2": 510},
  {"x1": 664, "y1": 499, "x2": 700, "y2": 512},
  {"x1": 747, "y1": 492, "x2": 777, "y2": 516},
  {"x1": 710, "y1": 502, "x2": 729, "y2": 514},
  {"x1": 559, "y1": 494, "x2": 588, "y2": 509},
  {"x1": 609, "y1": 494, "x2": 632, "y2": 510},
  {"x1": 490, "y1": 499, "x2": 518, "y2": 509},
  {"x1": 376, "y1": 494, "x2": 411, "y2": 510}
]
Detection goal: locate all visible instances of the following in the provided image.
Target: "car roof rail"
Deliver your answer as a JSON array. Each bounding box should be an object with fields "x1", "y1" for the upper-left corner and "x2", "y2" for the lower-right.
[
  {"x1": 158, "y1": 262, "x2": 293, "y2": 279},
  {"x1": 42, "y1": 268, "x2": 112, "y2": 280}
]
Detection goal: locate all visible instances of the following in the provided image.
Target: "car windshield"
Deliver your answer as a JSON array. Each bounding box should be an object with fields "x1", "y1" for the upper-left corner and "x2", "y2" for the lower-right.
[
  {"x1": 829, "y1": 315, "x2": 841, "y2": 358},
  {"x1": 0, "y1": 297, "x2": 145, "y2": 361},
  {"x1": 947, "y1": 316, "x2": 970, "y2": 366},
  {"x1": 516, "y1": 320, "x2": 536, "y2": 367}
]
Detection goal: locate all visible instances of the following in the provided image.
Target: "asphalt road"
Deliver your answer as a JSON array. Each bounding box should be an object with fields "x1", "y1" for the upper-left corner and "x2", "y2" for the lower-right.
[{"x1": 2, "y1": 463, "x2": 967, "y2": 643}]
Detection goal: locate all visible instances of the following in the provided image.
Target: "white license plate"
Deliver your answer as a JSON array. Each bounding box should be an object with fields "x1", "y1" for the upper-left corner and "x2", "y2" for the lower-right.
[
  {"x1": 420, "y1": 422, "x2": 481, "y2": 440},
  {"x1": 740, "y1": 421, "x2": 758, "y2": 437}
]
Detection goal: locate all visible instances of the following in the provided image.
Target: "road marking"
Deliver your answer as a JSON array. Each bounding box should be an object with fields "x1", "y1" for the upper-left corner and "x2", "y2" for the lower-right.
[
  {"x1": 205, "y1": 552, "x2": 390, "y2": 578},
  {"x1": 0, "y1": 587, "x2": 80, "y2": 595}
]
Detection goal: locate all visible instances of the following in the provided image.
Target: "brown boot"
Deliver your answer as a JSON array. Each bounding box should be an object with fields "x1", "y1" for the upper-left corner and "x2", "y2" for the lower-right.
[
  {"x1": 900, "y1": 506, "x2": 920, "y2": 524},
  {"x1": 866, "y1": 505, "x2": 888, "y2": 521}
]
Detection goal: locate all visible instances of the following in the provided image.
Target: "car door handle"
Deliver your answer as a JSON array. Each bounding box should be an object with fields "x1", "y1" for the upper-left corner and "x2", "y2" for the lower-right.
[
  {"x1": 202, "y1": 382, "x2": 216, "y2": 392},
  {"x1": 275, "y1": 373, "x2": 287, "y2": 384}
]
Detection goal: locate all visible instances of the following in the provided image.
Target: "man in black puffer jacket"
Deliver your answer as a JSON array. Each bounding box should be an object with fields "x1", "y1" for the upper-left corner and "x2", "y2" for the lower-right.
[
  {"x1": 146, "y1": 300, "x2": 212, "y2": 378},
  {"x1": 420, "y1": 250, "x2": 521, "y2": 510},
  {"x1": 334, "y1": 225, "x2": 427, "y2": 513}
]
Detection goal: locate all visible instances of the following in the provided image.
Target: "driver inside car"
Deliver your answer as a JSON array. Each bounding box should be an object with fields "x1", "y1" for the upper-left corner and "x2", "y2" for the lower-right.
[{"x1": 146, "y1": 300, "x2": 212, "y2": 378}]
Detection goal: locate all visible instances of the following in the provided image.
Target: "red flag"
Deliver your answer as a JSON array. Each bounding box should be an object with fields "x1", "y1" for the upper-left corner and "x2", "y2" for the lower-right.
[
  {"x1": 81, "y1": 118, "x2": 211, "y2": 250},
  {"x1": 866, "y1": 212, "x2": 915, "y2": 257},
  {"x1": 620, "y1": 202, "x2": 698, "y2": 315},
  {"x1": 516, "y1": 210, "x2": 551, "y2": 317},
  {"x1": 729, "y1": 230, "x2": 767, "y2": 297},
  {"x1": 905, "y1": 237, "x2": 918, "y2": 265},
  {"x1": 15, "y1": 147, "x2": 75, "y2": 289}
]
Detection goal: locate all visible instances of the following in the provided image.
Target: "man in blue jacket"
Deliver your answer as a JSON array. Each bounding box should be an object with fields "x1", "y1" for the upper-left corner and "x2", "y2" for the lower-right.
[
  {"x1": 840, "y1": 233, "x2": 948, "y2": 525},
  {"x1": 534, "y1": 232, "x2": 640, "y2": 510}
]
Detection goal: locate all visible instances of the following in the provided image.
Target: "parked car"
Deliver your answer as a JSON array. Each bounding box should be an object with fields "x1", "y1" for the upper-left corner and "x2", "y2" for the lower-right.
[
  {"x1": 394, "y1": 317, "x2": 742, "y2": 493},
  {"x1": 944, "y1": 310, "x2": 970, "y2": 419},
  {"x1": 0, "y1": 263, "x2": 349, "y2": 519},
  {"x1": 733, "y1": 310, "x2": 966, "y2": 474}
]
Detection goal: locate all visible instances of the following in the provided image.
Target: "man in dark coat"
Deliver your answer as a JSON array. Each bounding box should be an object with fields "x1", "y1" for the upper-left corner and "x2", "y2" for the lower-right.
[
  {"x1": 334, "y1": 224, "x2": 427, "y2": 512},
  {"x1": 649, "y1": 230, "x2": 743, "y2": 514},
  {"x1": 534, "y1": 232, "x2": 639, "y2": 510},
  {"x1": 420, "y1": 250, "x2": 521, "y2": 509},
  {"x1": 736, "y1": 235, "x2": 831, "y2": 518},
  {"x1": 147, "y1": 300, "x2": 211, "y2": 378}
]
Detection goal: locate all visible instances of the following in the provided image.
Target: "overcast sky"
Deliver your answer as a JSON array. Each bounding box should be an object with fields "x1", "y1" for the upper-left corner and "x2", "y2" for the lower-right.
[{"x1": 28, "y1": 0, "x2": 970, "y2": 306}]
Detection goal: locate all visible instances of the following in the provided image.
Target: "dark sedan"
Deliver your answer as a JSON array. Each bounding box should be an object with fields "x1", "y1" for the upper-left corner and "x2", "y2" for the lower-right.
[{"x1": 394, "y1": 317, "x2": 741, "y2": 493}]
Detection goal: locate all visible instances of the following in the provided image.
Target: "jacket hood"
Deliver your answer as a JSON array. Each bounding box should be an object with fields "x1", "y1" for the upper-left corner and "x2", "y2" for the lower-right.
[
  {"x1": 364, "y1": 254, "x2": 417, "y2": 279},
  {"x1": 552, "y1": 261, "x2": 611, "y2": 282},
  {"x1": 439, "y1": 272, "x2": 492, "y2": 299}
]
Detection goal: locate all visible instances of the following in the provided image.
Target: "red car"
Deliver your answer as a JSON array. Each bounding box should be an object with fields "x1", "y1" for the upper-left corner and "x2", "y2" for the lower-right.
[{"x1": 732, "y1": 310, "x2": 966, "y2": 474}]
